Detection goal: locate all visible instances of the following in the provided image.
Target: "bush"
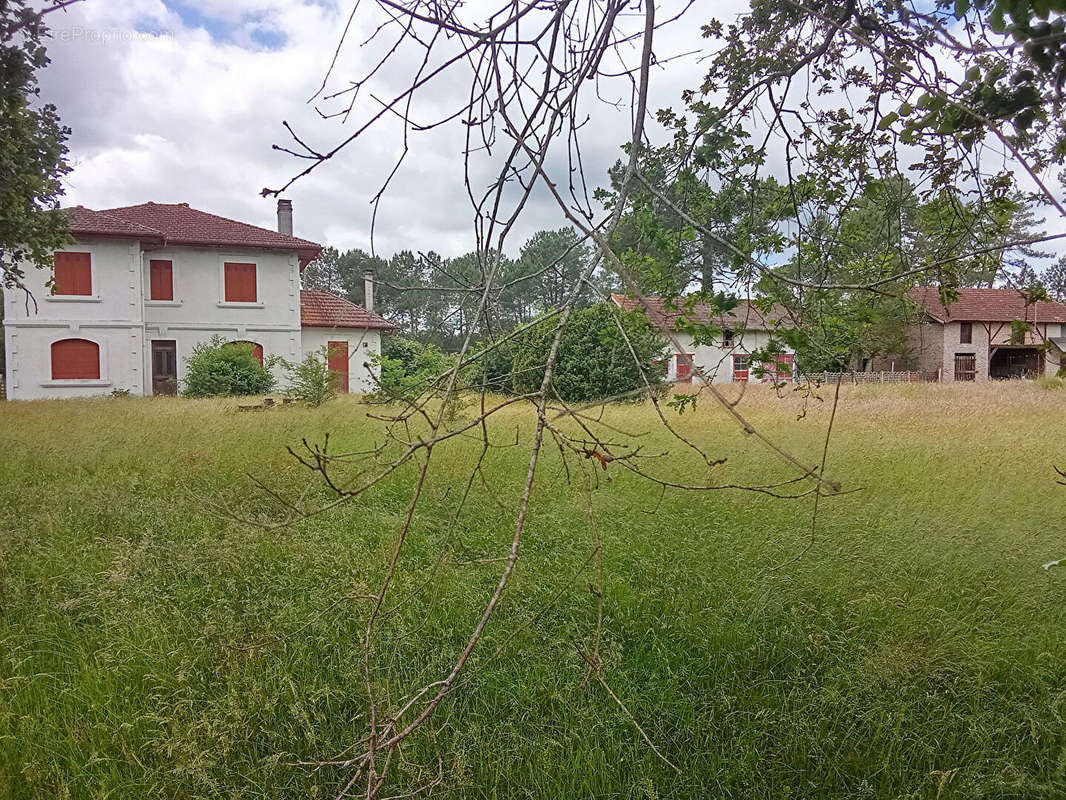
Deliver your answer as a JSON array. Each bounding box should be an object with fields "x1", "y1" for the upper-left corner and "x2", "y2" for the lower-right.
[
  {"x1": 1037, "y1": 376, "x2": 1064, "y2": 390},
  {"x1": 182, "y1": 337, "x2": 276, "y2": 397},
  {"x1": 510, "y1": 304, "x2": 668, "y2": 403},
  {"x1": 372, "y1": 336, "x2": 457, "y2": 401},
  {"x1": 282, "y1": 347, "x2": 338, "y2": 406},
  {"x1": 473, "y1": 333, "x2": 526, "y2": 394}
]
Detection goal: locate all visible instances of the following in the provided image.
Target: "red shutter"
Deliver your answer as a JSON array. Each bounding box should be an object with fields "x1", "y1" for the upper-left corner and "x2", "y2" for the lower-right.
[
  {"x1": 224, "y1": 262, "x2": 257, "y2": 302},
  {"x1": 675, "y1": 353, "x2": 694, "y2": 382},
  {"x1": 328, "y1": 341, "x2": 349, "y2": 393},
  {"x1": 149, "y1": 259, "x2": 173, "y2": 300},
  {"x1": 732, "y1": 355, "x2": 749, "y2": 383},
  {"x1": 769, "y1": 353, "x2": 794, "y2": 384},
  {"x1": 53, "y1": 252, "x2": 92, "y2": 296},
  {"x1": 51, "y1": 339, "x2": 100, "y2": 379},
  {"x1": 227, "y1": 341, "x2": 264, "y2": 366}
]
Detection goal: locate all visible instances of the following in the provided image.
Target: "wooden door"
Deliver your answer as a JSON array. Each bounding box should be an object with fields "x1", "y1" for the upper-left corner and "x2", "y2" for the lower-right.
[
  {"x1": 675, "y1": 353, "x2": 694, "y2": 382},
  {"x1": 328, "y1": 341, "x2": 349, "y2": 393},
  {"x1": 151, "y1": 340, "x2": 177, "y2": 395},
  {"x1": 954, "y1": 353, "x2": 976, "y2": 381}
]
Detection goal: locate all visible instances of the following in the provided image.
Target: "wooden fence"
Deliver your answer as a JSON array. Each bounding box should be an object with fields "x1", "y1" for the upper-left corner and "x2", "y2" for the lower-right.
[{"x1": 801, "y1": 370, "x2": 940, "y2": 385}]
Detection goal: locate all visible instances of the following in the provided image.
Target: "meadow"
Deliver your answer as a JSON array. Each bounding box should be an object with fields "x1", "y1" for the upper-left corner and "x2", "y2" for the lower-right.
[{"x1": 1, "y1": 382, "x2": 1065, "y2": 799}]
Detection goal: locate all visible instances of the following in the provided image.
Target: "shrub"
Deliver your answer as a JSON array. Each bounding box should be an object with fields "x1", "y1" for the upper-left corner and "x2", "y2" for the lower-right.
[
  {"x1": 510, "y1": 304, "x2": 668, "y2": 403},
  {"x1": 282, "y1": 347, "x2": 338, "y2": 406},
  {"x1": 372, "y1": 336, "x2": 457, "y2": 401},
  {"x1": 473, "y1": 331, "x2": 529, "y2": 395},
  {"x1": 1037, "y1": 376, "x2": 1064, "y2": 390},
  {"x1": 182, "y1": 336, "x2": 276, "y2": 397}
]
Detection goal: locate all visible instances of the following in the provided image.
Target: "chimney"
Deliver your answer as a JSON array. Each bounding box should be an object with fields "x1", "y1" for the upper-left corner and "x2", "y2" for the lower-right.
[
  {"x1": 276, "y1": 198, "x2": 293, "y2": 236},
  {"x1": 363, "y1": 270, "x2": 375, "y2": 312}
]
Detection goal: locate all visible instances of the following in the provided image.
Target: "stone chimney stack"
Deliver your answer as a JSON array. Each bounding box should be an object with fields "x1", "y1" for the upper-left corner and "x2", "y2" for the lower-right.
[
  {"x1": 363, "y1": 270, "x2": 375, "y2": 312},
  {"x1": 276, "y1": 199, "x2": 293, "y2": 236}
]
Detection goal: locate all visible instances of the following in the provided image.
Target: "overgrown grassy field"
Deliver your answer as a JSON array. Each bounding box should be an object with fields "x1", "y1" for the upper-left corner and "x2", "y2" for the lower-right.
[{"x1": 1, "y1": 383, "x2": 1065, "y2": 799}]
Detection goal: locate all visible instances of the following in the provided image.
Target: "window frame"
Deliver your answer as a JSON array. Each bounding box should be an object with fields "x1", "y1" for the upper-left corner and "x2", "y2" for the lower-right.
[
  {"x1": 722, "y1": 328, "x2": 734, "y2": 348},
  {"x1": 148, "y1": 258, "x2": 174, "y2": 302},
  {"x1": 51, "y1": 251, "x2": 94, "y2": 298},
  {"x1": 220, "y1": 259, "x2": 261, "y2": 305},
  {"x1": 675, "y1": 352, "x2": 694, "y2": 382},
  {"x1": 959, "y1": 321, "x2": 973, "y2": 345},
  {"x1": 226, "y1": 340, "x2": 265, "y2": 367},
  {"x1": 732, "y1": 353, "x2": 750, "y2": 383},
  {"x1": 49, "y1": 337, "x2": 104, "y2": 382}
]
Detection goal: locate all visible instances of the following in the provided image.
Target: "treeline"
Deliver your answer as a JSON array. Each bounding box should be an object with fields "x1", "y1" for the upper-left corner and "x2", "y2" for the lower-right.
[
  {"x1": 376, "y1": 304, "x2": 669, "y2": 404},
  {"x1": 605, "y1": 151, "x2": 1066, "y2": 371},
  {"x1": 302, "y1": 227, "x2": 618, "y2": 351}
]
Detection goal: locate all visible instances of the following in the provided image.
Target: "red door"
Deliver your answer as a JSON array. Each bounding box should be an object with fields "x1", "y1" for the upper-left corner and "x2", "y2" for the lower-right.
[
  {"x1": 675, "y1": 353, "x2": 694, "y2": 382},
  {"x1": 328, "y1": 341, "x2": 349, "y2": 393}
]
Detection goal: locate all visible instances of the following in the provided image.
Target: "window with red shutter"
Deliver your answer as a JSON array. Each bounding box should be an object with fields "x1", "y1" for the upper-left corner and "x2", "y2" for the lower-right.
[
  {"x1": 770, "y1": 353, "x2": 794, "y2": 384},
  {"x1": 149, "y1": 259, "x2": 173, "y2": 301},
  {"x1": 53, "y1": 252, "x2": 92, "y2": 296},
  {"x1": 227, "y1": 341, "x2": 264, "y2": 366},
  {"x1": 675, "y1": 353, "x2": 694, "y2": 382},
  {"x1": 51, "y1": 339, "x2": 100, "y2": 380},
  {"x1": 224, "y1": 262, "x2": 257, "y2": 302},
  {"x1": 732, "y1": 354, "x2": 749, "y2": 383}
]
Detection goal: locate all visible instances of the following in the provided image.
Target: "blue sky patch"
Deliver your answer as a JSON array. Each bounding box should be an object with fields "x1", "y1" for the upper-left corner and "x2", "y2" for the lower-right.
[
  {"x1": 250, "y1": 26, "x2": 287, "y2": 50},
  {"x1": 160, "y1": 1, "x2": 286, "y2": 49},
  {"x1": 163, "y1": 1, "x2": 233, "y2": 40}
]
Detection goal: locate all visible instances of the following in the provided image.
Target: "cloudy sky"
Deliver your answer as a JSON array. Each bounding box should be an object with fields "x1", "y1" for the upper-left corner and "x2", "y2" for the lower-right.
[{"x1": 38, "y1": 0, "x2": 726, "y2": 259}]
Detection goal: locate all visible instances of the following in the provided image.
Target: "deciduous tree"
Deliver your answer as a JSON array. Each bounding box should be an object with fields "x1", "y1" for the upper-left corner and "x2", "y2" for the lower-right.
[{"x1": 1, "y1": 0, "x2": 72, "y2": 290}]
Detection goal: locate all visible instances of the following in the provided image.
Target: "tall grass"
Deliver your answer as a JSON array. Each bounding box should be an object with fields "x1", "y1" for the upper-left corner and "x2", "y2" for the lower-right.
[{"x1": 1, "y1": 384, "x2": 1064, "y2": 798}]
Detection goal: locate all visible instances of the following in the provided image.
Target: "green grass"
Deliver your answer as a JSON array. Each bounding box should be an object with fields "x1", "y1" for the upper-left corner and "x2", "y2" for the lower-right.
[{"x1": 1, "y1": 384, "x2": 1065, "y2": 799}]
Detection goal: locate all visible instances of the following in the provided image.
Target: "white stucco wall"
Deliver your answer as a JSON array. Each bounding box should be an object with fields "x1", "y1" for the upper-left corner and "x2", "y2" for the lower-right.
[
  {"x1": 141, "y1": 246, "x2": 302, "y2": 390},
  {"x1": 3, "y1": 238, "x2": 145, "y2": 399},
  {"x1": 300, "y1": 328, "x2": 381, "y2": 394},
  {"x1": 665, "y1": 330, "x2": 787, "y2": 384},
  {"x1": 3, "y1": 238, "x2": 312, "y2": 399}
]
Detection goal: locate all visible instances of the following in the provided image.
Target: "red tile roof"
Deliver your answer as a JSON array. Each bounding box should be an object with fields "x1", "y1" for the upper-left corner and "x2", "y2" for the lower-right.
[
  {"x1": 908, "y1": 286, "x2": 1066, "y2": 323},
  {"x1": 65, "y1": 202, "x2": 321, "y2": 267},
  {"x1": 300, "y1": 290, "x2": 397, "y2": 330},
  {"x1": 66, "y1": 206, "x2": 165, "y2": 241},
  {"x1": 610, "y1": 293, "x2": 792, "y2": 331}
]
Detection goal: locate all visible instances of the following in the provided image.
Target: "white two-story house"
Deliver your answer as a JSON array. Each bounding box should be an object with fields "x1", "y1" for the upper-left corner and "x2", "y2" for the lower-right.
[
  {"x1": 3, "y1": 200, "x2": 395, "y2": 400},
  {"x1": 610, "y1": 293, "x2": 795, "y2": 383}
]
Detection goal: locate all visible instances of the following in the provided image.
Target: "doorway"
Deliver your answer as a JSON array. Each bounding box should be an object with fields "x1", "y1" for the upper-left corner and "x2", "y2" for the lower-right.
[
  {"x1": 151, "y1": 340, "x2": 178, "y2": 395},
  {"x1": 328, "y1": 341, "x2": 350, "y2": 393},
  {"x1": 953, "y1": 353, "x2": 976, "y2": 381},
  {"x1": 989, "y1": 347, "x2": 1043, "y2": 379}
]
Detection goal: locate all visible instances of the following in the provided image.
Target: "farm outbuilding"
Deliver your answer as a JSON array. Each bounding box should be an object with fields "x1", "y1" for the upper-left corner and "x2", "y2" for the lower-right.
[{"x1": 893, "y1": 287, "x2": 1066, "y2": 382}]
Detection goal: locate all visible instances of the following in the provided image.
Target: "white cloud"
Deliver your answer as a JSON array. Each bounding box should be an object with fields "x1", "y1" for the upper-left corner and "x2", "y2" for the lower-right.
[{"x1": 38, "y1": 0, "x2": 721, "y2": 259}]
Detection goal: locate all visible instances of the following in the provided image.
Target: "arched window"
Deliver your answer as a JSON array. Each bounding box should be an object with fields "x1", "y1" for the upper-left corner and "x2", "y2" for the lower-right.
[
  {"x1": 227, "y1": 340, "x2": 264, "y2": 366},
  {"x1": 51, "y1": 338, "x2": 100, "y2": 380}
]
